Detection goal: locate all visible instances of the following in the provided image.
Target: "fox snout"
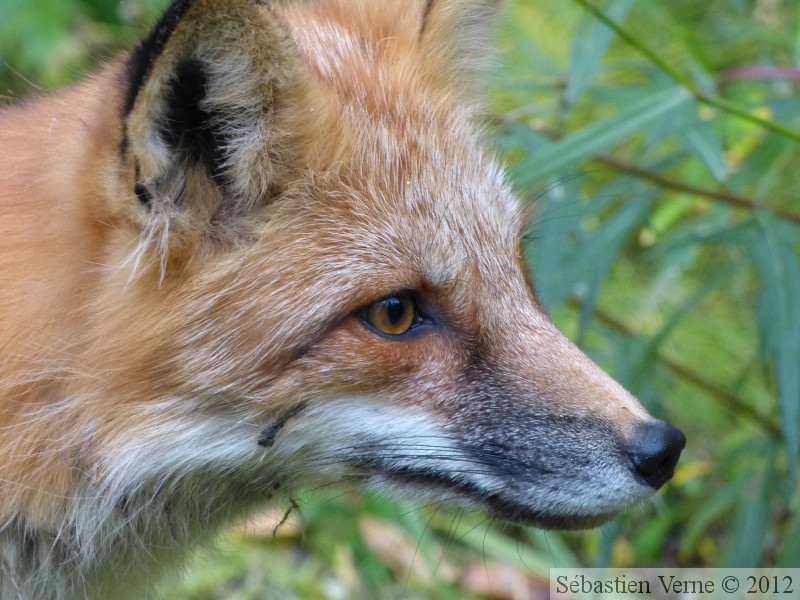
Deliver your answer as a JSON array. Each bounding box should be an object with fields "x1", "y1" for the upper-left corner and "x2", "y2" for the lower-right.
[
  {"x1": 263, "y1": 290, "x2": 687, "y2": 530},
  {"x1": 628, "y1": 420, "x2": 686, "y2": 489}
]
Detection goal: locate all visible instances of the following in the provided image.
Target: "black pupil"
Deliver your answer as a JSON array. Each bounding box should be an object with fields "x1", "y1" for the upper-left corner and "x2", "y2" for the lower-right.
[{"x1": 384, "y1": 297, "x2": 406, "y2": 325}]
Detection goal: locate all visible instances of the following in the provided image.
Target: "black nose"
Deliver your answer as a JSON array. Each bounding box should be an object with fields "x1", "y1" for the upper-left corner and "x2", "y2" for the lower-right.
[{"x1": 628, "y1": 420, "x2": 686, "y2": 489}]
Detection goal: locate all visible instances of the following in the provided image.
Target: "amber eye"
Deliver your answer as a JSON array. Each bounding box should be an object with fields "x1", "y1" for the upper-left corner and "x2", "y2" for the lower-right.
[{"x1": 363, "y1": 293, "x2": 417, "y2": 336}]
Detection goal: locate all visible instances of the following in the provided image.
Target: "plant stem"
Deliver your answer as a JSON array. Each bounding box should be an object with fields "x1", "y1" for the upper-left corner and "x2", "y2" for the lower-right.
[
  {"x1": 507, "y1": 120, "x2": 800, "y2": 226},
  {"x1": 571, "y1": 0, "x2": 800, "y2": 144},
  {"x1": 596, "y1": 156, "x2": 800, "y2": 225}
]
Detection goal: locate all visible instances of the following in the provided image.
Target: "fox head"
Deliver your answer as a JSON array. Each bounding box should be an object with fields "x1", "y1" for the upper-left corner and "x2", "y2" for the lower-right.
[{"x1": 75, "y1": 0, "x2": 685, "y2": 536}]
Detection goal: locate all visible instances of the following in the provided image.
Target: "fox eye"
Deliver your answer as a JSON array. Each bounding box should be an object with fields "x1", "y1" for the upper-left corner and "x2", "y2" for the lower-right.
[{"x1": 362, "y1": 293, "x2": 418, "y2": 336}]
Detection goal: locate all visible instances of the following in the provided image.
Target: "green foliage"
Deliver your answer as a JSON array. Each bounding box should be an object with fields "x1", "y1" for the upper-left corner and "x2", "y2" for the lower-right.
[
  {"x1": 0, "y1": 0, "x2": 168, "y2": 93},
  {"x1": 494, "y1": 0, "x2": 799, "y2": 572},
  {"x1": 3, "y1": 0, "x2": 799, "y2": 595}
]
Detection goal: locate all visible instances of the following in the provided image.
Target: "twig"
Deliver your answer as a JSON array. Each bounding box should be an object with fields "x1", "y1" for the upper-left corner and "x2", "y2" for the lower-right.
[
  {"x1": 507, "y1": 120, "x2": 800, "y2": 226},
  {"x1": 570, "y1": 0, "x2": 800, "y2": 144},
  {"x1": 596, "y1": 156, "x2": 800, "y2": 225},
  {"x1": 720, "y1": 65, "x2": 800, "y2": 85}
]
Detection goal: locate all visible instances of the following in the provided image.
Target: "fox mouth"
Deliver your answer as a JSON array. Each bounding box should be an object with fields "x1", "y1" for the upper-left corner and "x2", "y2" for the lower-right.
[
  {"x1": 260, "y1": 401, "x2": 652, "y2": 530},
  {"x1": 374, "y1": 463, "x2": 623, "y2": 530}
]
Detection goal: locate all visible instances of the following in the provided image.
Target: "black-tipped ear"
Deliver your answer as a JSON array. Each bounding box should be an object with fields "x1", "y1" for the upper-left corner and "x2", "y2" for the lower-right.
[
  {"x1": 157, "y1": 57, "x2": 229, "y2": 182},
  {"x1": 123, "y1": 0, "x2": 312, "y2": 226},
  {"x1": 419, "y1": 0, "x2": 503, "y2": 85},
  {"x1": 125, "y1": 0, "x2": 198, "y2": 118}
]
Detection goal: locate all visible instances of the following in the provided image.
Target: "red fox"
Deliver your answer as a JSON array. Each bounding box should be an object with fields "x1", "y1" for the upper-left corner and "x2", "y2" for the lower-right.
[{"x1": 0, "y1": 0, "x2": 685, "y2": 597}]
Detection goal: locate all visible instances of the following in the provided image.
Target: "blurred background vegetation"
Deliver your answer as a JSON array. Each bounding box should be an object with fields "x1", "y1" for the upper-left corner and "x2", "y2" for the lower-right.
[{"x1": 2, "y1": 0, "x2": 799, "y2": 597}]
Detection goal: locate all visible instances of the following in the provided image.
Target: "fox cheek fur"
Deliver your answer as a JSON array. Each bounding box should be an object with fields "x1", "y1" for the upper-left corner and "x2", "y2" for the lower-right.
[{"x1": 0, "y1": 0, "x2": 685, "y2": 597}]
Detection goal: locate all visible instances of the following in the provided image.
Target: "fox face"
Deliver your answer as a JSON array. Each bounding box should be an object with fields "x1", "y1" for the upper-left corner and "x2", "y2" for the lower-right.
[
  {"x1": 103, "y1": 0, "x2": 684, "y2": 528},
  {"x1": 0, "y1": 0, "x2": 684, "y2": 595}
]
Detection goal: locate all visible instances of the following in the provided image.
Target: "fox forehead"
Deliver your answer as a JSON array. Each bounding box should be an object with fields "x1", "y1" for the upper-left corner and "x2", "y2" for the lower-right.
[
  {"x1": 336, "y1": 126, "x2": 521, "y2": 290},
  {"x1": 268, "y1": 3, "x2": 523, "y2": 291},
  {"x1": 277, "y1": 0, "x2": 428, "y2": 88}
]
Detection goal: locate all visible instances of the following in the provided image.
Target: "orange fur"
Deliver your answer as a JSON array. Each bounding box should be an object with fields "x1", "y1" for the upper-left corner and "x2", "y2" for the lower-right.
[{"x1": 0, "y1": 1, "x2": 683, "y2": 597}]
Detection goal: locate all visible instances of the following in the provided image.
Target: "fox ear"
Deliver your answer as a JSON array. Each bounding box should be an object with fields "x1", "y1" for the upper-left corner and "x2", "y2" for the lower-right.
[
  {"x1": 419, "y1": 0, "x2": 503, "y2": 87},
  {"x1": 122, "y1": 0, "x2": 311, "y2": 241}
]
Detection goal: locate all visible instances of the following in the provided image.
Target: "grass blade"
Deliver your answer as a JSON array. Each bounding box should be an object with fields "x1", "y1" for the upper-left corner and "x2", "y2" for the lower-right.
[
  {"x1": 752, "y1": 216, "x2": 800, "y2": 480},
  {"x1": 565, "y1": 0, "x2": 634, "y2": 106},
  {"x1": 511, "y1": 86, "x2": 692, "y2": 189}
]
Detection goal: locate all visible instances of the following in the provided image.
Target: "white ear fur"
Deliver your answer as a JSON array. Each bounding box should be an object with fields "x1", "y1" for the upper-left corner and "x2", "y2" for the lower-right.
[{"x1": 124, "y1": 0, "x2": 312, "y2": 228}]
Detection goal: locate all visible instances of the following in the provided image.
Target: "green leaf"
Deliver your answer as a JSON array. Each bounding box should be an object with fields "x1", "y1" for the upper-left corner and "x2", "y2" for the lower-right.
[
  {"x1": 628, "y1": 266, "x2": 735, "y2": 386},
  {"x1": 575, "y1": 190, "x2": 656, "y2": 343},
  {"x1": 752, "y1": 215, "x2": 800, "y2": 480},
  {"x1": 524, "y1": 175, "x2": 587, "y2": 309},
  {"x1": 511, "y1": 86, "x2": 693, "y2": 189},
  {"x1": 681, "y1": 473, "x2": 750, "y2": 555},
  {"x1": 497, "y1": 122, "x2": 553, "y2": 165},
  {"x1": 596, "y1": 517, "x2": 624, "y2": 568},
  {"x1": 721, "y1": 461, "x2": 775, "y2": 567},
  {"x1": 565, "y1": 0, "x2": 634, "y2": 106},
  {"x1": 777, "y1": 509, "x2": 800, "y2": 567},
  {"x1": 729, "y1": 136, "x2": 794, "y2": 202},
  {"x1": 455, "y1": 521, "x2": 577, "y2": 575},
  {"x1": 680, "y1": 115, "x2": 728, "y2": 182}
]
